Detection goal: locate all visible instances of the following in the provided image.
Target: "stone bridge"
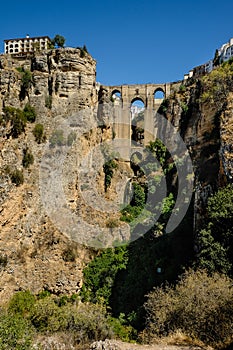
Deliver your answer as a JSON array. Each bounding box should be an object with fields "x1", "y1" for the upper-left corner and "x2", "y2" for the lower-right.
[{"x1": 101, "y1": 83, "x2": 173, "y2": 160}]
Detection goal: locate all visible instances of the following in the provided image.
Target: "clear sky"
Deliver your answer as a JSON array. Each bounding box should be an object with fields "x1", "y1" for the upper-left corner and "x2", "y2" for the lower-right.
[{"x1": 1, "y1": 0, "x2": 233, "y2": 85}]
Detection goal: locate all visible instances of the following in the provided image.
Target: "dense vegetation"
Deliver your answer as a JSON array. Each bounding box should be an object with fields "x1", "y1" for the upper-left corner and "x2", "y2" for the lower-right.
[
  {"x1": 143, "y1": 269, "x2": 233, "y2": 348},
  {"x1": 0, "y1": 290, "x2": 136, "y2": 349}
]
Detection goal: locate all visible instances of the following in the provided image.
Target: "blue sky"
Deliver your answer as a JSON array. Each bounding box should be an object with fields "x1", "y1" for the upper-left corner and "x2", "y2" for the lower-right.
[{"x1": 1, "y1": 0, "x2": 233, "y2": 85}]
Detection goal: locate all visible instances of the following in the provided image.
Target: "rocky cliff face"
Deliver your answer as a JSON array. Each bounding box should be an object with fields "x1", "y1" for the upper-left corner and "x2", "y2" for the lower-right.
[
  {"x1": 0, "y1": 48, "x2": 100, "y2": 301},
  {"x1": 161, "y1": 75, "x2": 232, "y2": 233},
  {"x1": 0, "y1": 47, "x2": 97, "y2": 117}
]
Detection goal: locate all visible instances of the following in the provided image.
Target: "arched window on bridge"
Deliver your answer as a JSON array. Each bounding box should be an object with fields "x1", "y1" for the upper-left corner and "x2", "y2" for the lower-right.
[
  {"x1": 154, "y1": 89, "x2": 165, "y2": 100},
  {"x1": 131, "y1": 98, "x2": 145, "y2": 145},
  {"x1": 111, "y1": 90, "x2": 122, "y2": 105}
]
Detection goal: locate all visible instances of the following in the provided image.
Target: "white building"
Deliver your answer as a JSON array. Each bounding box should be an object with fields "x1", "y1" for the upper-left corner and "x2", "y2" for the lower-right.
[
  {"x1": 4, "y1": 35, "x2": 51, "y2": 55},
  {"x1": 219, "y1": 38, "x2": 233, "y2": 63}
]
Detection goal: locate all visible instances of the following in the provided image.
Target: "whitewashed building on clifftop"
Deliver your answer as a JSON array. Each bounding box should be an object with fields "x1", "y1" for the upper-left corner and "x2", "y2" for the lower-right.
[
  {"x1": 4, "y1": 35, "x2": 51, "y2": 55},
  {"x1": 219, "y1": 38, "x2": 233, "y2": 63}
]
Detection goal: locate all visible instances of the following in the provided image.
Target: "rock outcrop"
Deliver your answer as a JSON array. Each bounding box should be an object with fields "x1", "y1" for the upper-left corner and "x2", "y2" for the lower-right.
[{"x1": 0, "y1": 48, "x2": 97, "y2": 117}]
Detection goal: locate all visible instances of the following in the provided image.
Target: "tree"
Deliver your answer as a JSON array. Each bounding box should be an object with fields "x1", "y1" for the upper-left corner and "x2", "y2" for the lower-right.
[
  {"x1": 3, "y1": 106, "x2": 27, "y2": 138},
  {"x1": 10, "y1": 169, "x2": 24, "y2": 186},
  {"x1": 33, "y1": 123, "x2": 45, "y2": 143},
  {"x1": 52, "y1": 34, "x2": 66, "y2": 48},
  {"x1": 22, "y1": 148, "x2": 34, "y2": 168},
  {"x1": 83, "y1": 44, "x2": 88, "y2": 53},
  {"x1": 196, "y1": 185, "x2": 233, "y2": 275},
  {"x1": 80, "y1": 246, "x2": 128, "y2": 305},
  {"x1": 23, "y1": 103, "x2": 36, "y2": 123}
]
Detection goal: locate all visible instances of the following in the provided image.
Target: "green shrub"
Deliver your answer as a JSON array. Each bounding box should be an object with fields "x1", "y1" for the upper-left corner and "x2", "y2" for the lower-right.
[
  {"x1": 10, "y1": 169, "x2": 24, "y2": 186},
  {"x1": 8, "y1": 291, "x2": 36, "y2": 317},
  {"x1": 103, "y1": 159, "x2": 118, "y2": 191},
  {"x1": 30, "y1": 297, "x2": 66, "y2": 333},
  {"x1": 108, "y1": 315, "x2": 137, "y2": 342},
  {"x1": 30, "y1": 296, "x2": 113, "y2": 343},
  {"x1": 23, "y1": 103, "x2": 36, "y2": 122},
  {"x1": 2, "y1": 105, "x2": 36, "y2": 136},
  {"x1": 33, "y1": 123, "x2": 45, "y2": 143},
  {"x1": 80, "y1": 246, "x2": 128, "y2": 305},
  {"x1": 3, "y1": 106, "x2": 27, "y2": 138},
  {"x1": 49, "y1": 129, "x2": 65, "y2": 147},
  {"x1": 196, "y1": 185, "x2": 233, "y2": 274},
  {"x1": 196, "y1": 227, "x2": 231, "y2": 274},
  {"x1": 120, "y1": 183, "x2": 145, "y2": 223},
  {"x1": 180, "y1": 101, "x2": 188, "y2": 114},
  {"x1": 179, "y1": 84, "x2": 186, "y2": 92},
  {"x1": 0, "y1": 312, "x2": 33, "y2": 350},
  {"x1": 22, "y1": 148, "x2": 34, "y2": 168},
  {"x1": 143, "y1": 269, "x2": 233, "y2": 348},
  {"x1": 65, "y1": 302, "x2": 113, "y2": 344},
  {"x1": 120, "y1": 204, "x2": 142, "y2": 223},
  {"x1": 16, "y1": 66, "x2": 24, "y2": 74},
  {"x1": 146, "y1": 139, "x2": 167, "y2": 166},
  {"x1": 21, "y1": 70, "x2": 32, "y2": 91}
]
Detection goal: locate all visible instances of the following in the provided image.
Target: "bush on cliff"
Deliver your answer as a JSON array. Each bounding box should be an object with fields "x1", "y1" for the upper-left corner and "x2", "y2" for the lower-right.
[{"x1": 143, "y1": 269, "x2": 233, "y2": 348}]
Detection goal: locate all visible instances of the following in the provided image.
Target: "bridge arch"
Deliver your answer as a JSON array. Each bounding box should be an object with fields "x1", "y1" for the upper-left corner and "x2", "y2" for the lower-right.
[
  {"x1": 111, "y1": 89, "x2": 122, "y2": 98},
  {"x1": 154, "y1": 88, "x2": 165, "y2": 100},
  {"x1": 111, "y1": 89, "x2": 122, "y2": 105},
  {"x1": 131, "y1": 96, "x2": 145, "y2": 105}
]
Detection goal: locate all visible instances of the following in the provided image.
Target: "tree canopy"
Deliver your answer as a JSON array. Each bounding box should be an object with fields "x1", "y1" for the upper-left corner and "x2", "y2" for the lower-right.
[{"x1": 52, "y1": 34, "x2": 66, "y2": 48}]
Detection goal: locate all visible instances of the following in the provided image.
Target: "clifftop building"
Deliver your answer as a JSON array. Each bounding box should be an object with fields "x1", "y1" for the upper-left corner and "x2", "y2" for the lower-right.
[
  {"x1": 4, "y1": 35, "x2": 51, "y2": 55},
  {"x1": 184, "y1": 37, "x2": 233, "y2": 80},
  {"x1": 219, "y1": 37, "x2": 233, "y2": 63}
]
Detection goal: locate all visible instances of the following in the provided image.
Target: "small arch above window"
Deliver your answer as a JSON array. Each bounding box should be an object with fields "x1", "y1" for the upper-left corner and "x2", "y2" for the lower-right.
[
  {"x1": 111, "y1": 90, "x2": 122, "y2": 105},
  {"x1": 111, "y1": 90, "x2": 122, "y2": 99}
]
